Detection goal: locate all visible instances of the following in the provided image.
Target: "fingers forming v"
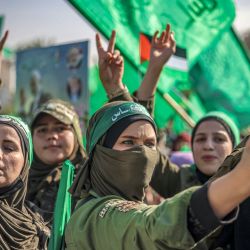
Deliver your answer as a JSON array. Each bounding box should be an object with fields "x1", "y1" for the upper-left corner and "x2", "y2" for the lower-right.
[
  {"x1": 152, "y1": 31, "x2": 159, "y2": 45},
  {"x1": 159, "y1": 31, "x2": 166, "y2": 43},
  {"x1": 96, "y1": 33, "x2": 104, "y2": 55},
  {"x1": 164, "y1": 24, "x2": 171, "y2": 44},
  {"x1": 107, "y1": 30, "x2": 116, "y2": 53}
]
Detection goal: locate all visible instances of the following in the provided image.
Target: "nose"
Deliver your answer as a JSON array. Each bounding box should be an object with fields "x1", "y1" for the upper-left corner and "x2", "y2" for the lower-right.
[
  {"x1": 45, "y1": 129, "x2": 59, "y2": 141},
  {"x1": 203, "y1": 138, "x2": 214, "y2": 150}
]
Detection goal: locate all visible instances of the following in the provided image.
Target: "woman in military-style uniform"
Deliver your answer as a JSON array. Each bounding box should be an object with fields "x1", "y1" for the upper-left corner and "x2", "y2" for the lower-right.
[{"x1": 64, "y1": 101, "x2": 250, "y2": 250}]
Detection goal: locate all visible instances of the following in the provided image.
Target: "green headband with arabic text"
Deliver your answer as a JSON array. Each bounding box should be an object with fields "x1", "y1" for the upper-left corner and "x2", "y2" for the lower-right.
[{"x1": 86, "y1": 101, "x2": 156, "y2": 155}]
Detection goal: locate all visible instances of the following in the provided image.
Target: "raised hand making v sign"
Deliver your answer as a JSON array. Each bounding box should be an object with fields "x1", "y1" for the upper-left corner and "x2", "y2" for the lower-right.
[
  {"x1": 137, "y1": 24, "x2": 176, "y2": 100},
  {"x1": 96, "y1": 31, "x2": 126, "y2": 99}
]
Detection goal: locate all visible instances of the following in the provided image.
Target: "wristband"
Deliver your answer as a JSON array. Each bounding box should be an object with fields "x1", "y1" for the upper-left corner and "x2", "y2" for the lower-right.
[{"x1": 107, "y1": 84, "x2": 129, "y2": 99}]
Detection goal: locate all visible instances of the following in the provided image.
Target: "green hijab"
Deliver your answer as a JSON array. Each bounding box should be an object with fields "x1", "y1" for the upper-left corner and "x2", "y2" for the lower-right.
[
  {"x1": 190, "y1": 111, "x2": 240, "y2": 183},
  {"x1": 0, "y1": 115, "x2": 49, "y2": 250},
  {"x1": 191, "y1": 111, "x2": 240, "y2": 147},
  {"x1": 70, "y1": 101, "x2": 159, "y2": 202}
]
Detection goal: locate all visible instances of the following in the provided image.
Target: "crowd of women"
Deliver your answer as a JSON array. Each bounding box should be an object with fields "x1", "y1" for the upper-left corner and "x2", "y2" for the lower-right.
[{"x1": 1, "y1": 24, "x2": 250, "y2": 250}]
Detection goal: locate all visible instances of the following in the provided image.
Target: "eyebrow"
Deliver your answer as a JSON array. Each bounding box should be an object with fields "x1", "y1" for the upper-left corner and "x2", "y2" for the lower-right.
[
  {"x1": 195, "y1": 131, "x2": 228, "y2": 136},
  {"x1": 35, "y1": 122, "x2": 65, "y2": 127},
  {"x1": 3, "y1": 139, "x2": 19, "y2": 147},
  {"x1": 120, "y1": 135, "x2": 156, "y2": 141}
]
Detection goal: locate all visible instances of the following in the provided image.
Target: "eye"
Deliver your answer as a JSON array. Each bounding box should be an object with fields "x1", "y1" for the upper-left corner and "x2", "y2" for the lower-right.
[
  {"x1": 3, "y1": 145, "x2": 14, "y2": 152},
  {"x1": 54, "y1": 125, "x2": 72, "y2": 133},
  {"x1": 3, "y1": 143, "x2": 18, "y2": 152},
  {"x1": 121, "y1": 140, "x2": 134, "y2": 145},
  {"x1": 214, "y1": 136, "x2": 227, "y2": 143},
  {"x1": 194, "y1": 137, "x2": 206, "y2": 142},
  {"x1": 145, "y1": 140, "x2": 156, "y2": 149},
  {"x1": 36, "y1": 127, "x2": 48, "y2": 134},
  {"x1": 54, "y1": 126, "x2": 66, "y2": 133}
]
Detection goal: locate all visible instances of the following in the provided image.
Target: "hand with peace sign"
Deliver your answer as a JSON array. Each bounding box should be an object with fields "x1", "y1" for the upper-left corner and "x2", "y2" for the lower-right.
[
  {"x1": 149, "y1": 24, "x2": 176, "y2": 69},
  {"x1": 96, "y1": 30, "x2": 124, "y2": 95},
  {"x1": 96, "y1": 31, "x2": 125, "y2": 97},
  {"x1": 137, "y1": 24, "x2": 176, "y2": 100}
]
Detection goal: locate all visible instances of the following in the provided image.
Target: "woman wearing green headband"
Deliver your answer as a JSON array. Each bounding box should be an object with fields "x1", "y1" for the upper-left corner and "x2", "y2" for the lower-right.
[
  {"x1": 149, "y1": 112, "x2": 240, "y2": 249},
  {"x1": 0, "y1": 115, "x2": 49, "y2": 250},
  {"x1": 64, "y1": 101, "x2": 250, "y2": 250},
  {"x1": 151, "y1": 111, "x2": 240, "y2": 198}
]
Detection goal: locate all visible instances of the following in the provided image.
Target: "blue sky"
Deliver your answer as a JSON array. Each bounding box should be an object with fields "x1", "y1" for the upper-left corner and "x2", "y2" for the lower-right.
[{"x1": 0, "y1": 0, "x2": 249, "y2": 60}]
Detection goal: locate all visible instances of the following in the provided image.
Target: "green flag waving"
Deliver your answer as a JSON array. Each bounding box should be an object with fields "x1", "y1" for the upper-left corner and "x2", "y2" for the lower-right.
[
  {"x1": 69, "y1": 0, "x2": 235, "y2": 67},
  {"x1": 48, "y1": 160, "x2": 75, "y2": 250},
  {"x1": 69, "y1": 0, "x2": 236, "y2": 132},
  {"x1": 190, "y1": 28, "x2": 250, "y2": 130}
]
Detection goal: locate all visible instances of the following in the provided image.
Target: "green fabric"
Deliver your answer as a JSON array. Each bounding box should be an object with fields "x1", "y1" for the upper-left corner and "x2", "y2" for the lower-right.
[
  {"x1": 2, "y1": 47, "x2": 15, "y2": 59},
  {"x1": 70, "y1": 101, "x2": 157, "y2": 199},
  {"x1": 28, "y1": 99, "x2": 86, "y2": 223},
  {"x1": 70, "y1": 0, "x2": 235, "y2": 132},
  {"x1": 65, "y1": 187, "x2": 198, "y2": 250},
  {"x1": 48, "y1": 160, "x2": 75, "y2": 250},
  {"x1": 69, "y1": 0, "x2": 235, "y2": 67},
  {"x1": 209, "y1": 136, "x2": 249, "y2": 250},
  {"x1": 86, "y1": 101, "x2": 156, "y2": 155},
  {"x1": 0, "y1": 115, "x2": 33, "y2": 163},
  {"x1": 190, "y1": 28, "x2": 250, "y2": 130},
  {"x1": 0, "y1": 115, "x2": 49, "y2": 250},
  {"x1": 200, "y1": 111, "x2": 240, "y2": 146},
  {"x1": 150, "y1": 153, "x2": 201, "y2": 198},
  {"x1": 87, "y1": 33, "x2": 205, "y2": 132},
  {"x1": 90, "y1": 145, "x2": 158, "y2": 202}
]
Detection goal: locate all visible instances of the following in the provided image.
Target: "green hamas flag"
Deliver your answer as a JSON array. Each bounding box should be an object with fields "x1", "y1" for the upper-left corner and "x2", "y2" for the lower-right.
[
  {"x1": 48, "y1": 160, "x2": 75, "y2": 250},
  {"x1": 190, "y1": 28, "x2": 250, "y2": 130},
  {"x1": 69, "y1": 0, "x2": 235, "y2": 67},
  {"x1": 69, "y1": 0, "x2": 235, "y2": 132},
  {"x1": 89, "y1": 58, "x2": 205, "y2": 133}
]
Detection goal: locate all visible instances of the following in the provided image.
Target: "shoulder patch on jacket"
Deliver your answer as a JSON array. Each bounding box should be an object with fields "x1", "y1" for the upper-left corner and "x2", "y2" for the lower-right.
[{"x1": 99, "y1": 200, "x2": 144, "y2": 218}]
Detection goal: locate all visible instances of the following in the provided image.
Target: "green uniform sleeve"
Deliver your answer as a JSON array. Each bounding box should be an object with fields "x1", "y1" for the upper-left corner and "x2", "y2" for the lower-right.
[
  {"x1": 65, "y1": 188, "x2": 198, "y2": 250},
  {"x1": 150, "y1": 152, "x2": 200, "y2": 198}
]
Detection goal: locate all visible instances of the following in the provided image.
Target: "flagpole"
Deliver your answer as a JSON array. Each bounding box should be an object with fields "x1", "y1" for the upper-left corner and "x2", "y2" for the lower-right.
[{"x1": 157, "y1": 88, "x2": 195, "y2": 128}]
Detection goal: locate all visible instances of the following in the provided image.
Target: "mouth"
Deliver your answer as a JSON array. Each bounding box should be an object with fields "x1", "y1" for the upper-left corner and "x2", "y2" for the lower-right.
[
  {"x1": 202, "y1": 155, "x2": 217, "y2": 161},
  {"x1": 44, "y1": 145, "x2": 61, "y2": 150}
]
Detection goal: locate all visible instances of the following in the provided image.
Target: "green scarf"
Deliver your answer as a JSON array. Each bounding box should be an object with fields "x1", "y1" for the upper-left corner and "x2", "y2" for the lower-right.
[
  {"x1": 0, "y1": 115, "x2": 49, "y2": 250},
  {"x1": 48, "y1": 160, "x2": 75, "y2": 250},
  {"x1": 70, "y1": 101, "x2": 158, "y2": 202}
]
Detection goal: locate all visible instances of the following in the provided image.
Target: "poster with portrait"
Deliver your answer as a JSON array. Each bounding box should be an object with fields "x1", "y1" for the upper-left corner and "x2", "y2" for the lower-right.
[{"x1": 16, "y1": 40, "x2": 89, "y2": 130}]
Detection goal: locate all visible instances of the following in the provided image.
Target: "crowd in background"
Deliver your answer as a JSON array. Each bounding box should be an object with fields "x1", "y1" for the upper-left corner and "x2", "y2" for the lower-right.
[{"x1": 1, "y1": 24, "x2": 250, "y2": 250}]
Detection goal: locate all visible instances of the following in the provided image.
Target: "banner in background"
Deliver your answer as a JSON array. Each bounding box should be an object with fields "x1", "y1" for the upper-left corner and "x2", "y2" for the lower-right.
[
  {"x1": 16, "y1": 41, "x2": 89, "y2": 128},
  {"x1": 68, "y1": 0, "x2": 235, "y2": 68},
  {"x1": 69, "y1": 0, "x2": 233, "y2": 131},
  {"x1": 190, "y1": 28, "x2": 250, "y2": 130}
]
